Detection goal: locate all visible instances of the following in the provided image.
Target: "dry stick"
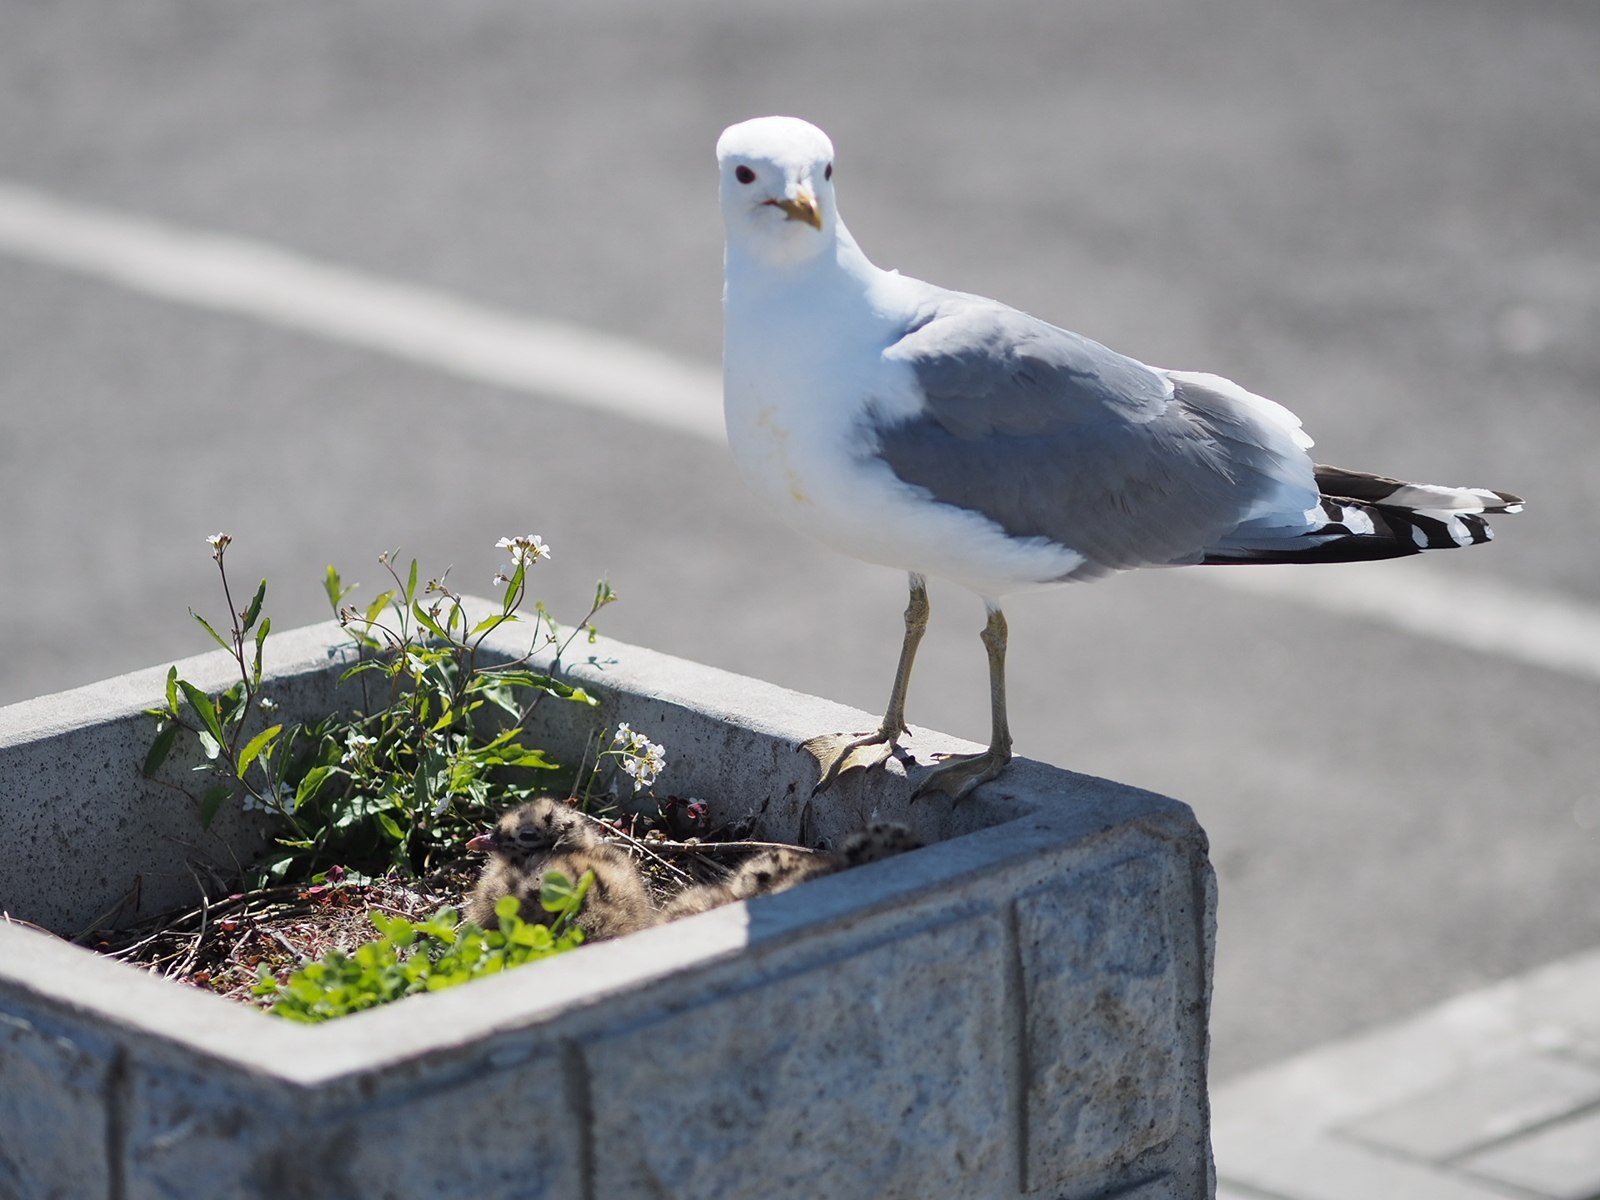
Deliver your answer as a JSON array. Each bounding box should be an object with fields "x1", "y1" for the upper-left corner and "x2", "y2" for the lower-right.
[
  {"x1": 102, "y1": 885, "x2": 308, "y2": 959},
  {"x1": 169, "y1": 865, "x2": 212, "y2": 979},
  {"x1": 1, "y1": 912, "x2": 62, "y2": 939},
  {"x1": 581, "y1": 814, "x2": 697, "y2": 887},
  {"x1": 69, "y1": 875, "x2": 144, "y2": 944},
  {"x1": 635, "y1": 838, "x2": 834, "y2": 857}
]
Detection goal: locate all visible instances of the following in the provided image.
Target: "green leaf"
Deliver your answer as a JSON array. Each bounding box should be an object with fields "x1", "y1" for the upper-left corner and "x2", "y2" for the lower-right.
[
  {"x1": 252, "y1": 617, "x2": 270, "y2": 687},
  {"x1": 406, "y1": 558, "x2": 419, "y2": 606},
  {"x1": 411, "y1": 601, "x2": 449, "y2": 642},
  {"x1": 365, "y1": 590, "x2": 395, "y2": 626},
  {"x1": 237, "y1": 724, "x2": 283, "y2": 777},
  {"x1": 501, "y1": 561, "x2": 526, "y2": 616},
  {"x1": 241, "y1": 579, "x2": 266, "y2": 634},
  {"x1": 189, "y1": 609, "x2": 231, "y2": 652},
  {"x1": 540, "y1": 868, "x2": 580, "y2": 912},
  {"x1": 143, "y1": 721, "x2": 181, "y2": 778},
  {"x1": 199, "y1": 784, "x2": 232, "y2": 829},
  {"x1": 295, "y1": 764, "x2": 334, "y2": 809},
  {"x1": 376, "y1": 810, "x2": 405, "y2": 842},
  {"x1": 323, "y1": 564, "x2": 344, "y2": 612},
  {"x1": 165, "y1": 666, "x2": 180, "y2": 717},
  {"x1": 177, "y1": 680, "x2": 226, "y2": 745},
  {"x1": 469, "y1": 613, "x2": 512, "y2": 638}
]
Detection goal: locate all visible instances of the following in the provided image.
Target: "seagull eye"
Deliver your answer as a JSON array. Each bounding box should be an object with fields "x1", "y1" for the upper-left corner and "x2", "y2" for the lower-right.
[
  {"x1": 825, "y1": 163, "x2": 833, "y2": 181},
  {"x1": 735, "y1": 165, "x2": 756, "y2": 185}
]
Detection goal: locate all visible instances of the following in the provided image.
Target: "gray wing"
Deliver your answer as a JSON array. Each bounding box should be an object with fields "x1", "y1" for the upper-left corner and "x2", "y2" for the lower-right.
[{"x1": 871, "y1": 294, "x2": 1311, "y2": 572}]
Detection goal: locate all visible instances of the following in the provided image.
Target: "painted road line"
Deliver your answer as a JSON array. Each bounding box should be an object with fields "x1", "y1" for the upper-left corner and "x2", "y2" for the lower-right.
[{"x1": 0, "y1": 180, "x2": 725, "y2": 443}]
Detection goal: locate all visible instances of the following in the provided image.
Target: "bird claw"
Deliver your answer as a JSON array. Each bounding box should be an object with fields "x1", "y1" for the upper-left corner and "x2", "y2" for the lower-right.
[
  {"x1": 803, "y1": 728, "x2": 907, "y2": 795},
  {"x1": 911, "y1": 748, "x2": 1011, "y2": 804}
]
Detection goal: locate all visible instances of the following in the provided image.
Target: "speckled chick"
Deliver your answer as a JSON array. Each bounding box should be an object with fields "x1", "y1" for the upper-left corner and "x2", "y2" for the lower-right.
[
  {"x1": 837, "y1": 821, "x2": 926, "y2": 867},
  {"x1": 661, "y1": 822, "x2": 924, "y2": 919},
  {"x1": 465, "y1": 798, "x2": 656, "y2": 940}
]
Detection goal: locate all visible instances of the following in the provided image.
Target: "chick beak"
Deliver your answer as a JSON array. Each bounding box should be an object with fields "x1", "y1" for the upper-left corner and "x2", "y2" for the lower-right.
[
  {"x1": 467, "y1": 831, "x2": 495, "y2": 853},
  {"x1": 766, "y1": 187, "x2": 822, "y2": 230}
]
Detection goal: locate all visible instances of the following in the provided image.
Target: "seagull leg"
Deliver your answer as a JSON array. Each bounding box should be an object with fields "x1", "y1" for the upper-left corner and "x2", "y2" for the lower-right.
[
  {"x1": 914, "y1": 604, "x2": 1013, "y2": 802},
  {"x1": 805, "y1": 574, "x2": 929, "y2": 793}
]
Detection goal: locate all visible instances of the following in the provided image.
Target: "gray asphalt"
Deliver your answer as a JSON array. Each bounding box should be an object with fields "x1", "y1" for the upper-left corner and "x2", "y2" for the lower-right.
[{"x1": 2, "y1": 0, "x2": 1595, "y2": 1079}]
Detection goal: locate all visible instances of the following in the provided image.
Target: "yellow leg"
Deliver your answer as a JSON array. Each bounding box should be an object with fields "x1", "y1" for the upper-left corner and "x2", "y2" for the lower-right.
[
  {"x1": 805, "y1": 575, "x2": 929, "y2": 794},
  {"x1": 913, "y1": 604, "x2": 1013, "y2": 802}
]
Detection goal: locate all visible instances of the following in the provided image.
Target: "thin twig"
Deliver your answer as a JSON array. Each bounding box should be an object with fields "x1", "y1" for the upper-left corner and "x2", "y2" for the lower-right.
[
  {"x1": 630, "y1": 838, "x2": 831, "y2": 857},
  {"x1": 581, "y1": 814, "x2": 697, "y2": 887}
]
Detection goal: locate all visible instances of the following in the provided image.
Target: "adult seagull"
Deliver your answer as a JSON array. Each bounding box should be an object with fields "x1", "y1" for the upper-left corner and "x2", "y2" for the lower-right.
[{"x1": 716, "y1": 116, "x2": 1522, "y2": 802}]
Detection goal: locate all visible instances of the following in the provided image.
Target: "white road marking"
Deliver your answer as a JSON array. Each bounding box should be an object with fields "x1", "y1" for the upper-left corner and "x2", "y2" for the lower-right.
[
  {"x1": 0, "y1": 181, "x2": 725, "y2": 442},
  {"x1": 0, "y1": 179, "x2": 1586, "y2": 686},
  {"x1": 1207, "y1": 564, "x2": 1600, "y2": 686}
]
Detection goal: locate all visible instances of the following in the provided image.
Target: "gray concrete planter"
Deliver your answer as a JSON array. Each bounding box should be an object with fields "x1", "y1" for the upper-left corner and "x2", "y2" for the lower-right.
[{"x1": 0, "y1": 608, "x2": 1215, "y2": 1200}]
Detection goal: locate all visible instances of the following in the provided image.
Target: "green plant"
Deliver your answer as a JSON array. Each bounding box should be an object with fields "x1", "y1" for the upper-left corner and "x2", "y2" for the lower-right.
[
  {"x1": 254, "y1": 872, "x2": 592, "y2": 1023},
  {"x1": 144, "y1": 532, "x2": 615, "y2": 885}
]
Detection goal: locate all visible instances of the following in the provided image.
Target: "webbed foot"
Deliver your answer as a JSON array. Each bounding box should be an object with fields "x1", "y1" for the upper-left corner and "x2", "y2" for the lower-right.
[
  {"x1": 803, "y1": 727, "x2": 909, "y2": 795},
  {"x1": 911, "y1": 744, "x2": 1012, "y2": 803}
]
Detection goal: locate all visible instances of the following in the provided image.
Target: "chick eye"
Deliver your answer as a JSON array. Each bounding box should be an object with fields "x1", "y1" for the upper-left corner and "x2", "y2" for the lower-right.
[
  {"x1": 825, "y1": 162, "x2": 833, "y2": 181},
  {"x1": 735, "y1": 165, "x2": 756, "y2": 185}
]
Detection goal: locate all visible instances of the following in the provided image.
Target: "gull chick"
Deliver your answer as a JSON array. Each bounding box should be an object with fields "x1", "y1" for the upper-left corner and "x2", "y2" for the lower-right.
[
  {"x1": 465, "y1": 798, "x2": 654, "y2": 941},
  {"x1": 717, "y1": 115, "x2": 1523, "y2": 801},
  {"x1": 661, "y1": 823, "x2": 924, "y2": 919}
]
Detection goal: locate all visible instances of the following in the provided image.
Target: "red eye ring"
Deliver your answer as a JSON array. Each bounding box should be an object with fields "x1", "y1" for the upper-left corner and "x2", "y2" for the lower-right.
[{"x1": 735, "y1": 165, "x2": 756, "y2": 185}]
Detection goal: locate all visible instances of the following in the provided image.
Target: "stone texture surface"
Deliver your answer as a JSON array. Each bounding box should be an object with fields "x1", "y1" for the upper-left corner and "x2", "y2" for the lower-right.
[
  {"x1": 0, "y1": 1007, "x2": 115, "y2": 1200},
  {"x1": 120, "y1": 1050, "x2": 584, "y2": 1200},
  {"x1": 586, "y1": 911, "x2": 1015, "y2": 1200},
  {"x1": 1016, "y1": 853, "x2": 1188, "y2": 1193},
  {"x1": 0, "y1": 617, "x2": 1214, "y2": 1199}
]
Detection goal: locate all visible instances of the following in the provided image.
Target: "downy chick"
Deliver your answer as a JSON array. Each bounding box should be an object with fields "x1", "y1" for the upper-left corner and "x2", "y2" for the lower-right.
[
  {"x1": 661, "y1": 822, "x2": 923, "y2": 919},
  {"x1": 465, "y1": 798, "x2": 655, "y2": 940}
]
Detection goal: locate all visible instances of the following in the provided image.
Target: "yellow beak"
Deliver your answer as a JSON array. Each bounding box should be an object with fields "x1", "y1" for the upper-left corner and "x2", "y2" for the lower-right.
[{"x1": 767, "y1": 188, "x2": 822, "y2": 230}]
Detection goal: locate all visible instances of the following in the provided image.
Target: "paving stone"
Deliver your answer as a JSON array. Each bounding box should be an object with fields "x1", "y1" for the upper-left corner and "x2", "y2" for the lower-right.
[
  {"x1": 586, "y1": 912, "x2": 1013, "y2": 1200},
  {"x1": 1459, "y1": 1107, "x2": 1600, "y2": 1200},
  {"x1": 1220, "y1": 1136, "x2": 1524, "y2": 1200},
  {"x1": 0, "y1": 1007, "x2": 113, "y2": 1200},
  {"x1": 1016, "y1": 852, "x2": 1187, "y2": 1193},
  {"x1": 1215, "y1": 1185, "x2": 1290, "y2": 1200},
  {"x1": 1338, "y1": 1054, "x2": 1600, "y2": 1162}
]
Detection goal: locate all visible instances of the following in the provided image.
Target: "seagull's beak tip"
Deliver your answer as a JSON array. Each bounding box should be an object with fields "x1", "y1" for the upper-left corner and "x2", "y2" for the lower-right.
[{"x1": 769, "y1": 191, "x2": 822, "y2": 230}]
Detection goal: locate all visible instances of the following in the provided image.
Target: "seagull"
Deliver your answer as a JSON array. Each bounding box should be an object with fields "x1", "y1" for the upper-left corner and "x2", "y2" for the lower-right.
[{"x1": 716, "y1": 116, "x2": 1523, "y2": 802}]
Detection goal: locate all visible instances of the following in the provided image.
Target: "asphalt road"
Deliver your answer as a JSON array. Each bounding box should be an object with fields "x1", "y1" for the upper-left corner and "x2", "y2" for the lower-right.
[{"x1": 2, "y1": 0, "x2": 1596, "y2": 1079}]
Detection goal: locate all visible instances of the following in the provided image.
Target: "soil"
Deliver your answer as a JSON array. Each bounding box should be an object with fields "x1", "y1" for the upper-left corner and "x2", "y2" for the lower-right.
[{"x1": 79, "y1": 805, "x2": 780, "y2": 1010}]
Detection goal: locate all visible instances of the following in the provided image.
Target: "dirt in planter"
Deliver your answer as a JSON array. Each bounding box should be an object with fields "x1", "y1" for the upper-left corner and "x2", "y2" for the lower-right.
[{"x1": 70, "y1": 798, "x2": 822, "y2": 1010}]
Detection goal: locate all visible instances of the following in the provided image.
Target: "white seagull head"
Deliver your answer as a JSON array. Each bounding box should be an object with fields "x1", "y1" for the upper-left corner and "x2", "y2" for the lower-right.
[{"x1": 717, "y1": 116, "x2": 839, "y2": 268}]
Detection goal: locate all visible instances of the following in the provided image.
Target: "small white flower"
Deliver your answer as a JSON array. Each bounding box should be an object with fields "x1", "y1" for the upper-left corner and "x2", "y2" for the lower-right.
[
  {"x1": 205, "y1": 532, "x2": 232, "y2": 560},
  {"x1": 258, "y1": 696, "x2": 279, "y2": 712},
  {"x1": 495, "y1": 533, "x2": 552, "y2": 570},
  {"x1": 341, "y1": 733, "x2": 377, "y2": 765},
  {"x1": 613, "y1": 725, "x2": 666, "y2": 789}
]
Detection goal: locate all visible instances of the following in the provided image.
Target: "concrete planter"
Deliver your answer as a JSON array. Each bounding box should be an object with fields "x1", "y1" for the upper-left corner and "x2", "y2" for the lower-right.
[{"x1": 0, "y1": 606, "x2": 1215, "y2": 1200}]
